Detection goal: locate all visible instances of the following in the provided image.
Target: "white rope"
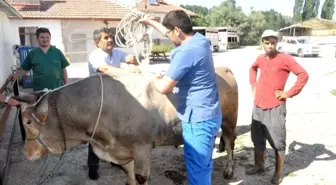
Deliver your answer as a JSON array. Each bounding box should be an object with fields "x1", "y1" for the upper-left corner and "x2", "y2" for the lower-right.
[
  {"x1": 115, "y1": 9, "x2": 153, "y2": 67},
  {"x1": 90, "y1": 74, "x2": 104, "y2": 140}
]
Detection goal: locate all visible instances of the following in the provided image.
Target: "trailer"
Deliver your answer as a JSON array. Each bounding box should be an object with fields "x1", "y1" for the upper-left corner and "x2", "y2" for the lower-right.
[{"x1": 193, "y1": 26, "x2": 220, "y2": 52}]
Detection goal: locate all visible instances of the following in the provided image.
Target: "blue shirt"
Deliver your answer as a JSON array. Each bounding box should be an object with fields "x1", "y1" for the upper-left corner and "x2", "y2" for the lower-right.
[
  {"x1": 88, "y1": 48, "x2": 128, "y2": 75},
  {"x1": 166, "y1": 32, "x2": 221, "y2": 123}
]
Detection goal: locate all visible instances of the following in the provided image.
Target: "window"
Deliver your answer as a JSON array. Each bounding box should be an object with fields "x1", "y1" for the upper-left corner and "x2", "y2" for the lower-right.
[{"x1": 19, "y1": 27, "x2": 39, "y2": 46}]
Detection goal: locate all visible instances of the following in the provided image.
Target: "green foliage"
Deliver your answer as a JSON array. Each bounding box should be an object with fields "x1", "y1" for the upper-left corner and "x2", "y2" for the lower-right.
[
  {"x1": 151, "y1": 44, "x2": 175, "y2": 53},
  {"x1": 293, "y1": 0, "x2": 304, "y2": 22},
  {"x1": 302, "y1": 0, "x2": 319, "y2": 21},
  {"x1": 181, "y1": 0, "x2": 293, "y2": 45},
  {"x1": 180, "y1": 4, "x2": 210, "y2": 26},
  {"x1": 321, "y1": 0, "x2": 335, "y2": 20}
]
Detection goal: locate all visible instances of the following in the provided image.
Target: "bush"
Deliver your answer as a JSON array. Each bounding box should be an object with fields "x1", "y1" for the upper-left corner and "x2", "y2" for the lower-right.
[{"x1": 151, "y1": 44, "x2": 175, "y2": 53}]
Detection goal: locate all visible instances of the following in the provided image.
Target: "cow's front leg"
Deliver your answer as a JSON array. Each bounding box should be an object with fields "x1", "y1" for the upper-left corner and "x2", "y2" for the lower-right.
[
  {"x1": 133, "y1": 144, "x2": 152, "y2": 185},
  {"x1": 122, "y1": 160, "x2": 137, "y2": 185}
]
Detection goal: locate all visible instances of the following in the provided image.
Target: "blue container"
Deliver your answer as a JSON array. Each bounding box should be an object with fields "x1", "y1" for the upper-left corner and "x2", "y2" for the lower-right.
[{"x1": 17, "y1": 46, "x2": 35, "y2": 88}]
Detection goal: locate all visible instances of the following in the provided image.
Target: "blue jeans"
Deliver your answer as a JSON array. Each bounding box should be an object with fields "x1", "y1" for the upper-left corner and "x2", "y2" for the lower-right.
[{"x1": 182, "y1": 115, "x2": 222, "y2": 185}]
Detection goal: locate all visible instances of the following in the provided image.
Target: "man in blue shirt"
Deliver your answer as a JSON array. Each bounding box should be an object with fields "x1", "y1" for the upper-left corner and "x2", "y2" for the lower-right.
[{"x1": 140, "y1": 10, "x2": 222, "y2": 185}]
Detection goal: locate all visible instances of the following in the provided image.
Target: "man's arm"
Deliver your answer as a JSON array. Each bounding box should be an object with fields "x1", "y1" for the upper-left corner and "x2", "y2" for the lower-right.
[
  {"x1": 9, "y1": 53, "x2": 32, "y2": 80},
  {"x1": 249, "y1": 57, "x2": 260, "y2": 96},
  {"x1": 0, "y1": 94, "x2": 20, "y2": 106},
  {"x1": 284, "y1": 55, "x2": 309, "y2": 98},
  {"x1": 153, "y1": 50, "x2": 191, "y2": 94},
  {"x1": 62, "y1": 68, "x2": 68, "y2": 85},
  {"x1": 59, "y1": 50, "x2": 70, "y2": 85},
  {"x1": 139, "y1": 17, "x2": 168, "y2": 37}
]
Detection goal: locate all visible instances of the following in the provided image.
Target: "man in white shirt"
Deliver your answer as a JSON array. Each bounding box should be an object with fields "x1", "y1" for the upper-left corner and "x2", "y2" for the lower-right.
[
  {"x1": 87, "y1": 27, "x2": 138, "y2": 180},
  {"x1": 88, "y1": 27, "x2": 138, "y2": 76}
]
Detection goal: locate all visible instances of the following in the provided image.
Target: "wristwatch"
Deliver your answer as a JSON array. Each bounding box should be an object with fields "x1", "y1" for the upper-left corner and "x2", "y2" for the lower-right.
[{"x1": 4, "y1": 96, "x2": 10, "y2": 104}]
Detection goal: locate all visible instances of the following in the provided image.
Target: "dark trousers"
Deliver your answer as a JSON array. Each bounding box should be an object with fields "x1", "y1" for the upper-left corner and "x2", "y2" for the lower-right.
[
  {"x1": 251, "y1": 104, "x2": 287, "y2": 156},
  {"x1": 88, "y1": 143, "x2": 100, "y2": 168}
]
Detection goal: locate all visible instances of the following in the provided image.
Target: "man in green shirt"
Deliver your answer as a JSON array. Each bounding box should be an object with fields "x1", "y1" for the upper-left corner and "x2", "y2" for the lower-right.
[{"x1": 9, "y1": 27, "x2": 70, "y2": 91}]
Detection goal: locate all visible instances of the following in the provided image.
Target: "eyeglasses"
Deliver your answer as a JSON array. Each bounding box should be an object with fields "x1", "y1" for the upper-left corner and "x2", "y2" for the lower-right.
[{"x1": 165, "y1": 29, "x2": 174, "y2": 37}]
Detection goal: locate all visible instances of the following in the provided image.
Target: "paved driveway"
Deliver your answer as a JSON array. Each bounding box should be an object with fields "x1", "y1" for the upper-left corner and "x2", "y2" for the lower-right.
[{"x1": 5, "y1": 46, "x2": 336, "y2": 185}]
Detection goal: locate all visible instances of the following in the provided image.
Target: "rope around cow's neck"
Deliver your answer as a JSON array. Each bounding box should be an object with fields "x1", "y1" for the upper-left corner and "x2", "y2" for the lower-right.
[
  {"x1": 115, "y1": 9, "x2": 152, "y2": 70},
  {"x1": 90, "y1": 74, "x2": 104, "y2": 140}
]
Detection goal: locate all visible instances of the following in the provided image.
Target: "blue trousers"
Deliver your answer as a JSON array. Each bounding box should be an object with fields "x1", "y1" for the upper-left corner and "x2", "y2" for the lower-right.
[{"x1": 182, "y1": 115, "x2": 222, "y2": 185}]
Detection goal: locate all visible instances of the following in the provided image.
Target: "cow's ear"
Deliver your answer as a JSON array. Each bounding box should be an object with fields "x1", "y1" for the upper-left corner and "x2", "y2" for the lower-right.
[
  {"x1": 12, "y1": 91, "x2": 47, "y2": 105},
  {"x1": 12, "y1": 94, "x2": 37, "y2": 104},
  {"x1": 34, "y1": 96, "x2": 49, "y2": 125}
]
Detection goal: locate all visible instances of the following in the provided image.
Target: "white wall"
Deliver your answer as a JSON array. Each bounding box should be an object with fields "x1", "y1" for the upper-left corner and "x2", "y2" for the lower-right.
[
  {"x1": 0, "y1": 12, "x2": 17, "y2": 87},
  {"x1": 147, "y1": 12, "x2": 172, "y2": 45},
  {"x1": 61, "y1": 19, "x2": 147, "y2": 63},
  {"x1": 10, "y1": 19, "x2": 64, "y2": 51}
]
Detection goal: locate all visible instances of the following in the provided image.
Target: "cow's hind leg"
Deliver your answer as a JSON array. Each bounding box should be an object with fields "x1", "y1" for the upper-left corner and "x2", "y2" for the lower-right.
[
  {"x1": 221, "y1": 120, "x2": 237, "y2": 180},
  {"x1": 134, "y1": 144, "x2": 152, "y2": 185}
]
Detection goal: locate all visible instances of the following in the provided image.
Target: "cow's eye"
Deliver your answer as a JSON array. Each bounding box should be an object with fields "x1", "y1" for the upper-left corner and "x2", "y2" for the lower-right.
[{"x1": 27, "y1": 120, "x2": 32, "y2": 124}]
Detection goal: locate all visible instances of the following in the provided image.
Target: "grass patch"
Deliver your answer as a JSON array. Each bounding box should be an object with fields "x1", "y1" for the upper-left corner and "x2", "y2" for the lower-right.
[
  {"x1": 330, "y1": 89, "x2": 336, "y2": 96},
  {"x1": 152, "y1": 44, "x2": 175, "y2": 53},
  {"x1": 288, "y1": 172, "x2": 297, "y2": 177}
]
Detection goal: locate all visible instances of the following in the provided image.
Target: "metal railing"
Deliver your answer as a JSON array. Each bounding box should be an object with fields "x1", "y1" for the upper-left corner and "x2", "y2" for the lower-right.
[{"x1": 0, "y1": 74, "x2": 26, "y2": 141}]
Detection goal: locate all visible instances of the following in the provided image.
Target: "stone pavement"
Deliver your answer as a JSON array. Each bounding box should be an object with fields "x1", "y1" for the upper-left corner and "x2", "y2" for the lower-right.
[{"x1": 1, "y1": 46, "x2": 336, "y2": 185}]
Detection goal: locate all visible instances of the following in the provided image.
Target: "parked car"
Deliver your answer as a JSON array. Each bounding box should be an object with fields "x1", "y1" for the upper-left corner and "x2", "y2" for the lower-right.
[{"x1": 277, "y1": 38, "x2": 320, "y2": 57}]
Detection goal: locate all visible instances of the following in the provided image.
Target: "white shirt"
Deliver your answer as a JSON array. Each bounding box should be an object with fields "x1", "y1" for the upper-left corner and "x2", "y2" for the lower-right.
[{"x1": 88, "y1": 48, "x2": 128, "y2": 76}]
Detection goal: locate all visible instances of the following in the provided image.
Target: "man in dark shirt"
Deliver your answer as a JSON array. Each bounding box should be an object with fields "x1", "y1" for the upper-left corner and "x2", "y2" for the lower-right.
[{"x1": 247, "y1": 30, "x2": 309, "y2": 184}]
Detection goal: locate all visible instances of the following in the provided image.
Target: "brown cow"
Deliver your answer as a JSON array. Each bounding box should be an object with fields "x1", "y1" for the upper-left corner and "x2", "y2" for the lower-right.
[{"x1": 14, "y1": 66, "x2": 238, "y2": 185}]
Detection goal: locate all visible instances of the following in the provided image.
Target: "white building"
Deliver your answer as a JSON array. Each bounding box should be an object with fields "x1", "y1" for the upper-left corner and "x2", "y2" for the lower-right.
[
  {"x1": 7, "y1": 0, "x2": 131, "y2": 63},
  {"x1": 0, "y1": 0, "x2": 22, "y2": 87}
]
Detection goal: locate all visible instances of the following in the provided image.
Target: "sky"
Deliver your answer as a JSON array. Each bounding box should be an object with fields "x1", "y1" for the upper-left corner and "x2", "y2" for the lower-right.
[{"x1": 118, "y1": 0, "x2": 334, "y2": 18}]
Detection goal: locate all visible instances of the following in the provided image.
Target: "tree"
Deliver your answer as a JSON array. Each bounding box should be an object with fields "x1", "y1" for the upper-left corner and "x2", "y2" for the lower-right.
[
  {"x1": 302, "y1": 0, "x2": 318, "y2": 21},
  {"x1": 293, "y1": 0, "x2": 304, "y2": 22},
  {"x1": 313, "y1": 0, "x2": 320, "y2": 17},
  {"x1": 180, "y1": 4, "x2": 210, "y2": 26},
  {"x1": 321, "y1": 0, "x2": 335, "y2": 20}
]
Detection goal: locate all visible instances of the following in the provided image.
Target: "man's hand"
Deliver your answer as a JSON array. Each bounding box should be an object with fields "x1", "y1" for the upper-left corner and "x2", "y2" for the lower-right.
[
  {"x1": 138, "y1": 16, "x2": 155, "y2": 25},
  {"x1": 275, "y1": 90, "x2": 288, "y2": 100},
  {"x1": 8, "y1": 98, "x2": 21, "y2": 106},
  {"x1": 8, "y1": 73, "x2": 20, "y2": 81},
  {"x1": 125, "y1": 55, "x2": 138, "y2": 65}
]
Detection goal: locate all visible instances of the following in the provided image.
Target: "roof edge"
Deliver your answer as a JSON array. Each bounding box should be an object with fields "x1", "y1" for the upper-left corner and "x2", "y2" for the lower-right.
[
  {"x1": 8, "y1": 17, "x2": 122, "y2": 21},
  {"x1": 0, "y1": 0, "x2": 22, "y2": 18}
]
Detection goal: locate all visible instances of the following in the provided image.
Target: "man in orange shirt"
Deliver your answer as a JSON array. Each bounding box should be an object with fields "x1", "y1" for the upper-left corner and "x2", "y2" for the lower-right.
[{"x1": 247, "y1": 30, "x2": 309, "y2": 184}]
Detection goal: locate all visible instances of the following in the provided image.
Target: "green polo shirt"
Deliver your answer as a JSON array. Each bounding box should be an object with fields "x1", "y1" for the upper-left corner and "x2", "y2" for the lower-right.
[{"x1": 21, "y1": 46, "x2": 70, "y2": 91}]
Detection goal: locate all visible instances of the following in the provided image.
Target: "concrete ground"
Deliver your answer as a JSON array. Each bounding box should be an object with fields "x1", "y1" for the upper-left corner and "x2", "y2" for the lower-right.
[{"x1": 2, "y1": 46, "x2": 336, "y2": 185}]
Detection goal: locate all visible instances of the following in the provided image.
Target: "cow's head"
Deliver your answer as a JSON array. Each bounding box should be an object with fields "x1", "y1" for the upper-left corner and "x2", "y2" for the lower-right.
[{"x1": 12, "y1": 91, "x2": 50, "y2": 161}]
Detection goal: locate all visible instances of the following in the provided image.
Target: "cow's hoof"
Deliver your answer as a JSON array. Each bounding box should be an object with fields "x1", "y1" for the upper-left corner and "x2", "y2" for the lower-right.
[
  {"x1": 88, "y1": 168, "x2": 99, "y2": 180},
  {"x1": 135, "y1": 174, "x2": 148, "y2": 184},
  {"x1": 222, "y1": 160, "x2": 234, "y2": 180}
]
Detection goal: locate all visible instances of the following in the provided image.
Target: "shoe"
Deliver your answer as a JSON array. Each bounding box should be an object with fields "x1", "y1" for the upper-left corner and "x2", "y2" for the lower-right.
[{"x1": 271, "y1": 151, "x2": 285, "y2": 184}]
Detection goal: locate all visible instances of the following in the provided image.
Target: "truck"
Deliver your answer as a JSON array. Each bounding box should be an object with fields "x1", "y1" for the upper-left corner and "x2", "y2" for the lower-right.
[
  {"x1": 277, "y1": 37, "x2": 320, "y2": 57},
  {"x1": 214, "y1": 27, "x2": 240, "y2": 50},
  {"x1": 193, "y1": 26, "x2": 219, "y2": 52}
]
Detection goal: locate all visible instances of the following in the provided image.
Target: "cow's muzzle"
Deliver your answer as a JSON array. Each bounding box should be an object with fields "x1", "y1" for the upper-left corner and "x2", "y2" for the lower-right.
[{"x1": 26, "y1": 132, "x2": 50, "y2": 153}]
